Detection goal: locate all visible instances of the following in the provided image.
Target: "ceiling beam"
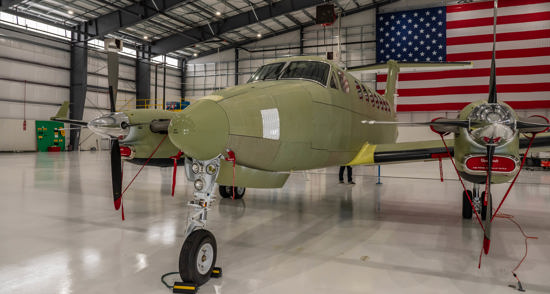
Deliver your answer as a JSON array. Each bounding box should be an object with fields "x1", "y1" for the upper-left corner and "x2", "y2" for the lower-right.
[
  {"x1": 150, "y1": 0, "x2": 325, "y2": 56},
  {"x1": 77, "y1": 0, "x2": 189, "y2": 40},
  {"x1": 196, "y1": 0, "x2": 399, "y2": 58},
  {"x1": 0, "y1": 0, "x2": 25, "y2": 11}
]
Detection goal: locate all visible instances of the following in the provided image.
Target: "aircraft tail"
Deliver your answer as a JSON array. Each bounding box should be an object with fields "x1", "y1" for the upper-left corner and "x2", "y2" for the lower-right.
[
  {"x1": 50, "y1": 101, "x2": 70, "y2": 120},
  {"x1": 384, "y1": 60, "x2": 400, "y2": 108},
  {"x1": 348, "y1": 60, "x2": 473, "y2": 109}
]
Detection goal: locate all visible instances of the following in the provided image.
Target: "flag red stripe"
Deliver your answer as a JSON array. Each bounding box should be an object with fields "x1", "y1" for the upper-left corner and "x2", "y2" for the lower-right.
[
  {"x1": 446, "y1": 29, "x2": 550, "y2": 45},
  {"x1": 397, "y1": 102, "x2": 469, "y2": 111},
  {"x1": 378, "y1": 83, "x2": 550, "y2": 96},
  {"x1": 446, "y1": 0, "x2": 550, "y2": 13},
  {"x1": 447, "y1": 11, "x2": 550, "y2": 29},
  {"x1": 447, "y1": 47, "x2": 550, "y2": 61},
  {"x1": 376, "y1": 65, "x2": 550, "y2": 82},
  {"x1": 397, "y1": 100, "x2": 550, "y2": 111}
]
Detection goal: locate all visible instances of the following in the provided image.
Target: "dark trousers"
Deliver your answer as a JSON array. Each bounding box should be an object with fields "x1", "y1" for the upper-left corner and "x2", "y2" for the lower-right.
[{"x1": 339, "y1": 166, "x2": 352, "y2": 182}]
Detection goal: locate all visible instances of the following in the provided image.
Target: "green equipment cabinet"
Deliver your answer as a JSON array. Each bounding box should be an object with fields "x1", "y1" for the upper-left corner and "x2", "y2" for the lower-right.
[{"x1": 36, "y1": 121, "x2": 65, "y2": 152}]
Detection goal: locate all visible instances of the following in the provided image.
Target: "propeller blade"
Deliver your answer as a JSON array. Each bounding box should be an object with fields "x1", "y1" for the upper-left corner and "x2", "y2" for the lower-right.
[
  {"x1": 104, "y1": 39, "x2": 122, "y2": 112},
  {"x1": 111, "y1": 139, "x2": 123, "y2": 210},
  {"x1": 517, "y1": 116, "x2": 550, "y2": 133},
  {"x1": 107, "y1": 51, "x2": 119, "y2": 112},
  {"x1": 483, "y1": 144, "x2": 495, "y2": 254},
  {"x1": 487, "y1": 0, "x2": 498, "y2": 104}
]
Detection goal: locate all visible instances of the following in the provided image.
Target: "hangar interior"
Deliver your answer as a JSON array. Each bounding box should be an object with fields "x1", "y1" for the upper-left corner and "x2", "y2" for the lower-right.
[{"x1": 1, "y1": 0, "x2": 550, "y2": 293}]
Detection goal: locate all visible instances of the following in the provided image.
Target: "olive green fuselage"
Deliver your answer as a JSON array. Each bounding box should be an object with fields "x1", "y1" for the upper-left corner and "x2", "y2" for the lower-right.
[{"x1": 170, "y1": 76, "x2": 397, "y2": 172}]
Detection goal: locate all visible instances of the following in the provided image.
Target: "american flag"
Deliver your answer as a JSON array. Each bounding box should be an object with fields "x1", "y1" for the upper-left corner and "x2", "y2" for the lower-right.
[{"x1": 375, "y1": 0, "x2": 550, "y2": 112}]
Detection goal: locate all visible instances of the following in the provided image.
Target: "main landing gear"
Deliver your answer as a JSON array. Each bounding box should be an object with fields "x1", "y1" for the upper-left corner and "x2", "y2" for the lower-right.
[
  {"x1": 178, "y1": 157, "x2": 223, "y2": 288},
  {"x1": 462, "y1": 183, "x2": 491, "y2": 220},
  {"x1": 218, "y1": 185, "x2": 246, "y2": 199}
]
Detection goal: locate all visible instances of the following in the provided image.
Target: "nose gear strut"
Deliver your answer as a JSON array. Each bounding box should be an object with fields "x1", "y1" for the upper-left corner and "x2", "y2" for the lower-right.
[{"x1": 178, "y1": 157, "x2": 223, "y2": 288}]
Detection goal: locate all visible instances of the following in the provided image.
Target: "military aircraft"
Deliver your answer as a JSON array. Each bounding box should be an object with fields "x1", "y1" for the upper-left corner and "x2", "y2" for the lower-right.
[{"x1": 51, "y1": 2, "x2": 550, "y2": 287}]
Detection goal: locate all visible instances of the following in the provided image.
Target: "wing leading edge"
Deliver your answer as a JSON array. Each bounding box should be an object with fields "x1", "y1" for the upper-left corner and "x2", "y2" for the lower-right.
[
  {"x1": 347, "y1": 133, "x2": 550, "y2": 166},
  {"x1": 347, "y1": 139, "x2": 455, "y2": 166}
]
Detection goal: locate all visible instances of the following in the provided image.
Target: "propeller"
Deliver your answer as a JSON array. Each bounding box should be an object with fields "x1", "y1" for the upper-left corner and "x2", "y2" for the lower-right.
[
  {"x1": 104, "y1": 39, "x2": 123, "y2": 211},
  {"x1": 483, "y1": 144, "x2": 495, "y2": 254},
  {"x1": 481, "y1": 0, "x2": 499, "y2": 254}
]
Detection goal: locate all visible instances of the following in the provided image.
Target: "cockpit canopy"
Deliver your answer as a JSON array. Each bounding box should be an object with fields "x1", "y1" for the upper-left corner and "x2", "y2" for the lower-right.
[{"x1": 247, "y1": 60, "x2": 330, "y2": 86}]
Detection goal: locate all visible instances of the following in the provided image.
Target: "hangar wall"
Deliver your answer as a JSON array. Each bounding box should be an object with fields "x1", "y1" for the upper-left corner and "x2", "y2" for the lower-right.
[
  {"x1": 185, "y1": 9, "x2": 378, "y2": 101},
  {"x1": 0, "y1": 25, "x2": 182, "y2": 151},
  {"x1": 184, "y1": 1, "x2": 550, "y2": 142}
]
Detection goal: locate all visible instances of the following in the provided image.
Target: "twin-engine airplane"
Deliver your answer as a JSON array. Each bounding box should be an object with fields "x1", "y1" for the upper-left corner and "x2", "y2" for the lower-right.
[{"x1": 51, "y1": 3, "x2": 550, "y2": 286}]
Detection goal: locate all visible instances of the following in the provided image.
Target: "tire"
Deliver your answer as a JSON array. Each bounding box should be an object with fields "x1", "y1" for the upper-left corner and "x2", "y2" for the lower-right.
[
  {"x1": 219, "y1": 185, "x2": 246, "y2": 199},
  {"x1": 462, "y1": 190, "x2": 473, "y2": 219},
  {"x1": 179, "y1": 229, "x2": 217, "y2": 286}
]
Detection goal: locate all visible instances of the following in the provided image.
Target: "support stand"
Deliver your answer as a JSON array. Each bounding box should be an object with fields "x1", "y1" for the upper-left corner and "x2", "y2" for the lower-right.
[{"x1": 376, "y1": 165, "x2": 382, "y2": 185}]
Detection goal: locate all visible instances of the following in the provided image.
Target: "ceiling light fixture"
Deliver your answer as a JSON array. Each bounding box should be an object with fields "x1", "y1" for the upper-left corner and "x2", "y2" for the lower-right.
[
  {"x1": 193, "y1": 53, "x2": 198, "y2": 57},
  {"x1": 215, "y1": 11, "x2": 221, "y2": 16},
  {"x1": 257, "y1": 33, "x2": 262, "y2": 38},
  {"x1": 68, "y1": 10, "x2": 74, "y2": 15},
  {"x1": 143, "y1": 36, "x2": 148, "y2": 40}
]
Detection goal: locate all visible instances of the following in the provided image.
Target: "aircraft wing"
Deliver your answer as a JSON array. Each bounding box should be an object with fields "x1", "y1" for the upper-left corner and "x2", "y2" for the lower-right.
[
  {"x1": 347, "y1": 139, "x2": 454, "y2": 166},
  {"x1": 347, "y1": 132, "x2": 550, "y2": 166},
  {"x1": 50, "y1": 101, "x2": 88, "y2": 126},
  {"x1": 521, "y1": 132, "x2": 550, "y2": 149}
]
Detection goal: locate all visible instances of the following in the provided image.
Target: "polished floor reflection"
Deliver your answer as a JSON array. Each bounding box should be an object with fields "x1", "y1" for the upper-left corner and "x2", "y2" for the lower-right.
[{"x1": 1, "y1": 151, "x2": 549, "y2": 294}]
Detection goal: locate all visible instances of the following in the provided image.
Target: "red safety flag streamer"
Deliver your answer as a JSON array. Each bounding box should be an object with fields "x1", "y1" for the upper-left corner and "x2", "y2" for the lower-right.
[
  {"x1": 224, "y1": 150, "x2": 236, "y2": 199},
  {"x1": 490, "y1": 134, "x2": 537, "y2": 223},
  {"x1": 439, "y1": 134, "x2": 486, "y2": 232},
  {"x1": 170, "y1": 151, "x2": 184, "y2": 197},
  {"x1": 119, "y1": 134, "x2": 168, "y2": 220}
]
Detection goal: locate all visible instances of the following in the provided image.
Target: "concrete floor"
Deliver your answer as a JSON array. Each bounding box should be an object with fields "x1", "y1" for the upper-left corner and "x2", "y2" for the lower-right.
[{"x1": 1, "y1": 151, "x2": 549, "y2": 294}]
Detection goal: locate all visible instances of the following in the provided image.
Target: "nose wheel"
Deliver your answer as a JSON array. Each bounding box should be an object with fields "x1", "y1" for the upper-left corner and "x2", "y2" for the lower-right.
[{"x1": 179, "y1": 229, "x2": 217, "y2": 286}]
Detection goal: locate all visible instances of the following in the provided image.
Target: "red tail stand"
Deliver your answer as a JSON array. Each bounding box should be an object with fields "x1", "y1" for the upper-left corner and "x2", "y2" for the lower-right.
[
  {"x1": 169, "y1": 151, "x2": 184, "y2": 196},
  {"x1": 224, "y1": 150, "x2": 236, "y2": 199}
]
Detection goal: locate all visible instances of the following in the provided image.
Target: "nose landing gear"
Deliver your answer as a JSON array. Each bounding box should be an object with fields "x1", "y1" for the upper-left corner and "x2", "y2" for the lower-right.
[{"x1": 178, "y1": 157, "x2": 223, "y2": 288}]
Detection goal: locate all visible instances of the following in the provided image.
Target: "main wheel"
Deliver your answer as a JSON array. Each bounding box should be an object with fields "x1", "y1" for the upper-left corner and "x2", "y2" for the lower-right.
[
  {"x1": 462, "y1": 190, "x2": 473, "y2": 219},
  {"x1": 219, "y1": 185, "x2": 246, "y2": 199},
  {"x1": 179, "y1": 229, "x2": 217, "y2": 286}
]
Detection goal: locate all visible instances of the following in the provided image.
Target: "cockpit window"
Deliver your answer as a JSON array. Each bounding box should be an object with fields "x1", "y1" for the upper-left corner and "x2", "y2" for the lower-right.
[
  {"x1": 280, "y1": 61, "x2": 330, "y2": 85},
  {"x1": 247, "y1": 62, "x2": 285, "y2": 83}
]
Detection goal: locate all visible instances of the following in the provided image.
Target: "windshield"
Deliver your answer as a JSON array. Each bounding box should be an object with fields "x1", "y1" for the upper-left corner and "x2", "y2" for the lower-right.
[
  {"x1": 280, "y1": 61, "x2": 330, "y2": 85},
  {"x1": 247, "y1": 62, "x2": 285, "y2": 83}
]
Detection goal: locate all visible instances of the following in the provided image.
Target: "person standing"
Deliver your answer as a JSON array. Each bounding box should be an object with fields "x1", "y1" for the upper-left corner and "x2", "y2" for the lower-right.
[{"x1": 339, "y1": 166, "x2": 355, "y2": 184}]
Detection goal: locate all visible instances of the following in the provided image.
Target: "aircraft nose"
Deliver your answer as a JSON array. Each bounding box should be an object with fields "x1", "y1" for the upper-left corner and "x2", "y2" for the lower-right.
[
  {"x1": 168, "y1": 99, "x2": 229, "y2": 160},
  {"x1": 88, "y1": 112, "x2": 130, "y2": 138}
]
